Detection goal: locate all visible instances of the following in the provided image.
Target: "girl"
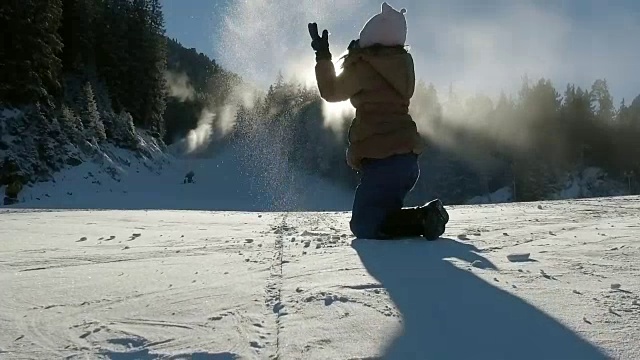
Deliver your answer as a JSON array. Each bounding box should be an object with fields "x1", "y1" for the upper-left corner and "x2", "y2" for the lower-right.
[{"x1": 308, "y1": 2, "x2": 449, "y2": 240}]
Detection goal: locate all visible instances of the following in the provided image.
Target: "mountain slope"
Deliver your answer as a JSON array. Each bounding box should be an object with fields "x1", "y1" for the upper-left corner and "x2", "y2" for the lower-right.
[
  {"x1": 9, "y1": 140, "x2": 353, "y2": 212},
  {"x1": 1, "y1": 197, "x2": 639, "y2": 359}
]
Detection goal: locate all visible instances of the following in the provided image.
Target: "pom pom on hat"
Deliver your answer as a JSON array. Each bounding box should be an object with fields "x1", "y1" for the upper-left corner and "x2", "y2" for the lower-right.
[{"x1": 359, "y1": 2, "x2": 407, "y2": 48}]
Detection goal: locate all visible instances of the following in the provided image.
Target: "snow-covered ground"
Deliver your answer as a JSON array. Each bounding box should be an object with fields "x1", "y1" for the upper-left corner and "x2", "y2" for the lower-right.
[{"x1": 1, "y1": 197, "x2": 639, "y2": 359}]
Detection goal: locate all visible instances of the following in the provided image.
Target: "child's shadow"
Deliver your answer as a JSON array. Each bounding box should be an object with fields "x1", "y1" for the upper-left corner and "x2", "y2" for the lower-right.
[{"x1": 351, "y1": 238, "x2": 609, "y2": 360}]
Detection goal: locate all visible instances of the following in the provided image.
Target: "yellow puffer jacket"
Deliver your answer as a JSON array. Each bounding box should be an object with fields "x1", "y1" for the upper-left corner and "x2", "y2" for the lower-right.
[{"x1": 314, "y1": 46, "x2": 424, "y2": 170}]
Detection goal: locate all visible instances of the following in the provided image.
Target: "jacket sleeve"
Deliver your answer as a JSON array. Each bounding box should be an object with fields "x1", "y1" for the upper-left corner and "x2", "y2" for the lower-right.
[{"x1": 315, "y1": 59, "x2": 360, "y2": 102}]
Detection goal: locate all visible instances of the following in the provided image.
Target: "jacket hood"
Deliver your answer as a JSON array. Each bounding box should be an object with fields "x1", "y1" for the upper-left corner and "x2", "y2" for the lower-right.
[{"x1": 348, "y1": 47, "x2": 415, "y2": 100}]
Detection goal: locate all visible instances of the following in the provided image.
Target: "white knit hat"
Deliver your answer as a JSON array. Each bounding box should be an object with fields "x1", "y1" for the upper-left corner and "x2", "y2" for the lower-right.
[{"x1": 359, "y1": 2, "x2": 407, "y2": 48}]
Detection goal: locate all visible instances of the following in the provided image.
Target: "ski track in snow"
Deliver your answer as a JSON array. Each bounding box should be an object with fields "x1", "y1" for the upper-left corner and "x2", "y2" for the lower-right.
[{"x1": 1, "y1": 197, "x2": 640, "y2": 359}]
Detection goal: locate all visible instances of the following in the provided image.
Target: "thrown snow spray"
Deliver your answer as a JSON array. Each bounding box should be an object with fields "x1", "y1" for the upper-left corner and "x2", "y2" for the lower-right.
[
  {"x1": 212, "y1": 0, "x2": 366, "y2": 210},
  {"x1": 217, "y1": 0, "x2": 364, "y2": 132}
]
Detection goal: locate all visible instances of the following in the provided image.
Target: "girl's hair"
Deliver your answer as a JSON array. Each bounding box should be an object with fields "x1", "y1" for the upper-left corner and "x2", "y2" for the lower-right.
[{"x1": 340, "y1": 43, "x2": 410, "y2": 68}]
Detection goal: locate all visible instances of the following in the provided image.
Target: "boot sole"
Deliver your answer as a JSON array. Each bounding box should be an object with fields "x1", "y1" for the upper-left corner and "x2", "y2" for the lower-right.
[
  {"x1": 422, "y1": 199, "x2": 449, "y2": 241},
  {"x1": 427, "y1": 199, "x2": 449, "y2": 224}
]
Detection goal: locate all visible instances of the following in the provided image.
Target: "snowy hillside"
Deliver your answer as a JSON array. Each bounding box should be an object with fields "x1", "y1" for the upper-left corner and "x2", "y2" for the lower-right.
[
  {"x1": 1, "y1": 197, "x2": 639, "y2": 359},
  {"x1": 466, "y1": 167, "x2": 628, "y2": 205},
  {"x1": 6, "y1": 139, "x2": 353, "y2": 212}
]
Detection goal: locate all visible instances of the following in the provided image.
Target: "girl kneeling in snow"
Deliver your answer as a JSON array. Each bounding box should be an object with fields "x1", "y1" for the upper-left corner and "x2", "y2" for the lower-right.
[{"x1": 308, "y1": 2, "x2": 449, "y2": 240}]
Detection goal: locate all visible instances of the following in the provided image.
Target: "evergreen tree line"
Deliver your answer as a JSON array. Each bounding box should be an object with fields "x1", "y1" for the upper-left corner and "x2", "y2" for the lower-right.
[
  {"x1": 0, "y1": 0, "x2": 245, "y2": 193},
  {"x1": 1, "y1": 0, "x2": 167, "y2": 137},
  {"x1": 407, "y1": 77, "x2": 640, "y2": 203},
  {"x1": 0, "y1": 0, "x2": 168, "y2": 189},
  {"x1": 223, "y1": 75, "x2": 640, "y2": 204}
]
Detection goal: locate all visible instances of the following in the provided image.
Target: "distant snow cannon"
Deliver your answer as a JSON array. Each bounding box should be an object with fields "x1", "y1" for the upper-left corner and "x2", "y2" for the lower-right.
[{"x1": 184, "y1": 170, "x2": 195, "y2": 184}]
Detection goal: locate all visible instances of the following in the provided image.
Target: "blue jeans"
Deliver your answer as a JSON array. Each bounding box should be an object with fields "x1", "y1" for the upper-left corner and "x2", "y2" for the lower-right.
[{"x1": 350, "y1": 153, "x2": 420, "y2": 239}]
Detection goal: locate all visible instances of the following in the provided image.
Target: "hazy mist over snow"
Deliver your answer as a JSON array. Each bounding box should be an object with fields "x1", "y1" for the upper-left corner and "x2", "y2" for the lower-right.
[{"x1": 162, "y1": 0, "x2": 640, "y2": 102}]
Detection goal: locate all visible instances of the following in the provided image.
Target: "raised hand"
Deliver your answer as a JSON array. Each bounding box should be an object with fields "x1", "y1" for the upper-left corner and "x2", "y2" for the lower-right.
[{"x1": 308, "y1": 23, "x2": 331, "y2": 60}]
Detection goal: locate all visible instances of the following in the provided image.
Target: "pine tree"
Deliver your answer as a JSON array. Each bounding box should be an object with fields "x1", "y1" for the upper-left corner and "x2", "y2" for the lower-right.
[
  {"x1": 146, "y1": 0, "x2": 168, "y2": 135},
  {"x1": 95, "y1": 0, "x2": 131, "y2": 113},
  {"x1": 410, "y1": 81, "x2": 442, "y2": 133},
  {"x1": 59, "y1": 0, "x2": 97, "y2": 72},
  {"x1": 79, "y1": 82, "x2": 106, "y2": 143},
  {"x1": 561, "y1": 85, "x2": 595, "y2": 165},
  {"x1": 0, "y1": 0, "x2": 64, "y2": 104},
  {"x1": 60, "y1": 104, "x2": 85, "y2": 143},
  {"x1": 590, "y1": 79, "x2": 615, "y2": 123},
  {"x1": 512, "y1": 78, "x2": 562, "y2": 200},
  {"x1": 123, "y1": 0, "x2": 167, "y2": 134},
  {"x1": 111, "y1": 111, "x2": 139, "y2": 149},
  {"x1": 36, "y1": 110, "x2": 64, "y2": 171}
]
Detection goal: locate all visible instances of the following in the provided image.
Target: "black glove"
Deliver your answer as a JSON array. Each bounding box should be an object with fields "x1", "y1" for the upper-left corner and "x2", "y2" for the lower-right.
[{"x1": 308, "y1": 23, "x2": 331, "y2": 61}]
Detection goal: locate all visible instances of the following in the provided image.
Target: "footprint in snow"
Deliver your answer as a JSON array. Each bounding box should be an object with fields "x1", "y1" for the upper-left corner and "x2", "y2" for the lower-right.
[
  {"x1": 609, "y1": 307, "x2": 622, "y2": 317},
  {"x1": 128, "y1": 233, "x2": 141, "y2": 241},
  {"x1": 324, "y1": 294, "x2": 350, "y2": 306},
  {"x1": 273, "y1": 302, "x2": 285, "y2": 313},
  {"x1": 76, "y1": 237, "x2": 88, "y2": 243},
  {"x1": 540, "y1": 270, "x2": 556, "y2": 280}
]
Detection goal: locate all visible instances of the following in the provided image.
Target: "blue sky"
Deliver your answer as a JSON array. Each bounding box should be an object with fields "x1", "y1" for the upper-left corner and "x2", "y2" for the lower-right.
[{"x1": 161, "y1": 0, "x2": 640, "y2": 103}]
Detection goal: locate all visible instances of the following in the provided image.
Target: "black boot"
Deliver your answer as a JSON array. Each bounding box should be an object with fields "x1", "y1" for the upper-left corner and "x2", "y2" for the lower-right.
[
  {"x1": 420, "y1": 199, "x2": 449, "y2": 240},
  {"x1": 378, "y1": 199, "x2": 449, "y2": 240},
  {"x1": 379, "y1": 207, "x2": 425, "y2": 239}
]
